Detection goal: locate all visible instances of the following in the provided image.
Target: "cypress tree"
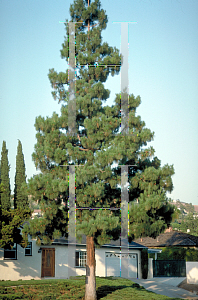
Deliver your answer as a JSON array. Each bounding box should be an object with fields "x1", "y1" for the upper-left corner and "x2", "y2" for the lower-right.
[
  {"x1": 0, "y1": 161, "x2": 5, "y2": 194},
  {"x1": 0, "y1": 141, "x2": 31, "y2": 250},
  {"x1": 0, "y1": 161, "x2": 2, "y2": 241},
  {"x1": 0, "y1": 141, "x2": 11, "y2": 210},
  {"x1": 14, "y1": 140, "x2": 28, "y2": 209},
  {"x1": 23, "y1": 1, "x2": 177, "y2": 299}
]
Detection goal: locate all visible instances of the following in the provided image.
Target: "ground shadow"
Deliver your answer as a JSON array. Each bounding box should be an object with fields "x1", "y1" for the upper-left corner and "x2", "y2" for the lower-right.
[{"x1": 96, "y1": 282, "x2": 145, "y2": 299}]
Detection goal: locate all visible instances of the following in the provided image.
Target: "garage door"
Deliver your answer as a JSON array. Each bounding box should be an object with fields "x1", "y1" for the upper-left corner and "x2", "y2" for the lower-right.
[{"x1": 105, "y1": 252, "x2": 138, "y2": 278}]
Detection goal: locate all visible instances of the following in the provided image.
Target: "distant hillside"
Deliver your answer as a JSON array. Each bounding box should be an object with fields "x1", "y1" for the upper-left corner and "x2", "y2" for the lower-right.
[
  {"x1": 171, "y1": 199, "x2": 198, "y2": 236},
  {"x1": 172, "y1": 199, "x2": 198, "y2": 215}
]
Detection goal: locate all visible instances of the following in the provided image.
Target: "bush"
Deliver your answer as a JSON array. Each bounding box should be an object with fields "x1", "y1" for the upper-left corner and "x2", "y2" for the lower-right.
[
  {"x1": 41, "y1": 296, "x2": 56, "y2": 300},
  {"x1": 0, "y1": 292, "x2": 24, "y2": 299},
  {"x1": 186, "y1": 248, "x2": 198, "y2": 261},
  {"x1": 150, "y1": 247, "x2": 198, "y2": 261}
]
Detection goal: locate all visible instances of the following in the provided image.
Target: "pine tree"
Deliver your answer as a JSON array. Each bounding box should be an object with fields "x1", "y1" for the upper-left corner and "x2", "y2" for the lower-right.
[
  {"x1": 14, "y1": 140, "x2": 28, "y2": 209},
  {"x1": 0, "y1": 141, "x2": 11, "y2": 210},
  {"x1": 23, "y1": 1, "x2": 177, "y2": 299}
]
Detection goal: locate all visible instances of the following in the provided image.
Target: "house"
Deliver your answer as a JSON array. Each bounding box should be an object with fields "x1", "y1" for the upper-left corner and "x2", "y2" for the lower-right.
[
  {"x1": 31, "y1": 209, "x2": 43, "y2": 219},
  {"x1": 133, "y1": 229, "x2": 198, "y2": 260},
  {"x1": 133, "y1": 229, "x2": 198, "y2": 250},
  {"x1": 194, "y1": 205, "x2": 198, "y2": 214},
  {"x1": 133, "y1": 229, "x2": 198, "y2": 282},
  {"x1": 0, "y1": 225, "x2": 147, "y2": 281}
]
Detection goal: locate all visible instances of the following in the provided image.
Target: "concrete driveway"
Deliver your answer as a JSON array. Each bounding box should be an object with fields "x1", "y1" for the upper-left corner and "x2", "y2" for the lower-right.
[{"x1": 123, "y1": 277, "x2": 198, "y2": 299}]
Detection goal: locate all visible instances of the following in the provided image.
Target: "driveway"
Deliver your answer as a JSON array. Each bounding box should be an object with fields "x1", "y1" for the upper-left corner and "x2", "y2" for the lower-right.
[{"x1": 122, "y1": 277, "x2": 198, "y2": 299}]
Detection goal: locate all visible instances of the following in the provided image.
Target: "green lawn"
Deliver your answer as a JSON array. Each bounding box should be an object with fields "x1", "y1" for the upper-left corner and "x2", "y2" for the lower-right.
[{"x1": 0, "y1": 276, "x2": 181, "y2": 300}]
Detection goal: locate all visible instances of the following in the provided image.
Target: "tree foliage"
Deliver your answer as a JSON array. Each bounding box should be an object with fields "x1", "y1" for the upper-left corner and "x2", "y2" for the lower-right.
[
  {"x1": 0, "y1": 141, "x2": 11, "y2": 210},
  {"x1": 14, "y1": 140, "x2": 29, "y2": 209},
  {"x1": 0, "y1": 207, "x2": 32, "y2": 249},
  {"x1": 21, "y1": 0, "x2": 177, "y2": 297},
  {"x1": 150, "y1": 246, "x2": 198, "y2": 262},
  {"x1": 0, "y1": 141, "x2": 32, "y2": 249},
  {"x1": 22, "y1": 0, "x2": 177, "y2": 256},
  {"x1": 172, "y1": 213, "x2": 198, "y2": 236},
  {"x1": 171, "y1": 200, "x2": 198, "y2": 236}
]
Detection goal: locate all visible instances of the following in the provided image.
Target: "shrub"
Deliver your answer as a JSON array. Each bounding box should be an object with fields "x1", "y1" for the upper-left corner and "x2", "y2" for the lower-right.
[
  {"x1": 150, "y1": 246, "x2": 198, "y2": 261},
  {"x1": 186, "y1": 248, "x2": 198, "y2": 261},
  {"x1": 0, "y1": 292, "x2": 24, "y2": 299},
  {"x1": 141, "y1": 249, "x2": 148, "y2": 279}
]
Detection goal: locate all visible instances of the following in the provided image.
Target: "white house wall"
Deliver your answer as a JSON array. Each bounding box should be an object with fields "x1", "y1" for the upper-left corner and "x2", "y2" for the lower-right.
[
  {"x1": 50, "y1": 245, "x2": 86, "y2": 279},
  {"x1": 74, "y1": 247, "x2": 141, "y2": 279},
  {"x1": 0, "y1": 241, "x2": 142, "y2": 281},
  {"x1": 186, "y1": 262, "x2": 198, "y2": 284},
  {"x1": 74, "y1": 246, "x2": 106, "y2": 278},
  {"x1": 0, "y1": 239, "x2": 41, "y2": 281}
]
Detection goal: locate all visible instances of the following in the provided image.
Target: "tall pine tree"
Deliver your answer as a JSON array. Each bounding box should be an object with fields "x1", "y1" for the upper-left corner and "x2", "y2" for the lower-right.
[
  {"x1": 22, "y1": 1, "x2": 177, "y2": 299},
  {"x1": 14, "y1": 140, "x2": 28, "y2": 209},
  {"x1": 0, "y1": 141, "x2": 11, "y2": 210}
]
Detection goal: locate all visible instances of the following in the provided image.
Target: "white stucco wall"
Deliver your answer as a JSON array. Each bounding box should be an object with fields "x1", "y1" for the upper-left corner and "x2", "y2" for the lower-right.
[
  {"x1": 148, "y1": 258, "x2": 153, "y2": 279},
  {"x1": 53, "y1": 245, "x2": 87, "y2": 278},
  {"x1": 0, "y1": 240, "x2": 142, "y2": 281},
  {"x1": 40, "y1": 245, "x2": 142, "y2": 279},
  {"x1": 0, "y1": 239, "x2": 41, "y2": 281},
  {"x1": 186, "y1": 262, "x2": 198, "y2": 284},
  {"x1": 75, "y1": 247, "x2": 142, "y2": 279},
  {"x1": 96, "y1": 247, "x2": 106, "y2": 277}
]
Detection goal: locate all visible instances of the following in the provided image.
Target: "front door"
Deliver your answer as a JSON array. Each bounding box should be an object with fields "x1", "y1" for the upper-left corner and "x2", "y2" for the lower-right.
[{"x1": 41, "y1": 248, "x2": 55, "y2": 277}]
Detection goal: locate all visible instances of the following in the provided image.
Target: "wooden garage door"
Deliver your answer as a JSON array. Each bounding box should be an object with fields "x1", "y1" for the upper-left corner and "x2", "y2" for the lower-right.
[
  {"x1": 105, "y1": 253, "x2": 138, "y2": 278},
  {"x1": 41, "y1": 248, "x2": 55, "y2": 277}
]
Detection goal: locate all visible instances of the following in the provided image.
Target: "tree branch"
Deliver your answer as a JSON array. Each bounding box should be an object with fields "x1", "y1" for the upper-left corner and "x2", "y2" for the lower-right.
[
  {"x1": 77, "y1": 134, "x2": 81, "y2": 142},
  {"x1": 78, "y1": 147, "x2": 90, "y2": 151}
]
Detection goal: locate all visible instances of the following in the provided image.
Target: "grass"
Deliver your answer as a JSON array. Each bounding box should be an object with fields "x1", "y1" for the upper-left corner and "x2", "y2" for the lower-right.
[{"x1": 0, "y1": 276, "x2": 181, "y2": 300}]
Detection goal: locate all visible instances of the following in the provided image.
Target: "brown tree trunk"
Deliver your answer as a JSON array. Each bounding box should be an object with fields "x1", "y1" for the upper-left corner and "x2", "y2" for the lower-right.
[{"x1": 85, "y1": 236, "x2": 97, "y2": 300}]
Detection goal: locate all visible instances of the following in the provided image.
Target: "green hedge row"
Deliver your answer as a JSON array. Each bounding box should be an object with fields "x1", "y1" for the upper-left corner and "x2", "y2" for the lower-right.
[
  {"x1": 0, "y1": 292, "x2": 25, "y2": 299},
  {"x1": 148, "y1": 247, "x2": 198, "y2": 261}
]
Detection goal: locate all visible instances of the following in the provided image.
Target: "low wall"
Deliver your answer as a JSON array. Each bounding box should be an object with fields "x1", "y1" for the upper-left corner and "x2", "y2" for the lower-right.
[
  {"x1": 186, "y1": 262, "x2": 198, "y2": 284},
  {"x1": 148, "y1": 258, "x2": 153, "y2": 279},
  {"x1": 148, "y1": 259, "x2": 198, "y2": 283}
]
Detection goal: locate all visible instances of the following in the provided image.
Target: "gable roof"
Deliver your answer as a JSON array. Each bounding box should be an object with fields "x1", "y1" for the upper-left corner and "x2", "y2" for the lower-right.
[
  {"x1": 51, "y1": 235, "x2": 147, "y2": 249},
  {"x1": 133, "y1": 231, "x2": 198, "y2": 247}
]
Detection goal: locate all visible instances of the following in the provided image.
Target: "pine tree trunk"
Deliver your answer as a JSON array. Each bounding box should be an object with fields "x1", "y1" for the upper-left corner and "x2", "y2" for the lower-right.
[{"x1": 85, "y1": 236, "x2": 97, "y2": 300}]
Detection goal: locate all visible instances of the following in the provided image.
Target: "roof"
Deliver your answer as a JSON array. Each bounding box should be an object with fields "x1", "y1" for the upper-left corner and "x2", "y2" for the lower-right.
[
  {"x1": 148, "y1": 249, "x2": 162, "y2": 254},
  {"x1": 133, "y1": 231, "x2": 198, "y2": 247},
  {"x1": 194, "y1": 205, "x2": 198, "y2": 213},
  {"x1": 51, "y1": 235, "x2": 147, "y2": 249}
]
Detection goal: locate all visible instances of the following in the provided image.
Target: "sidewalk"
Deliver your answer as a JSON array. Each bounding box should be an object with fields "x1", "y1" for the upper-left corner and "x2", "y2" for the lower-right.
[{"x1": 126, "y1": 277, "x2": 198, "y2": 299}]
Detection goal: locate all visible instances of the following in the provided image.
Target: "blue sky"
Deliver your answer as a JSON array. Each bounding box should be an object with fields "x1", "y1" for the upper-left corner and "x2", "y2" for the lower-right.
[{"x1": 0, "y1": 0, "x2": 198, "y2": 205}]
